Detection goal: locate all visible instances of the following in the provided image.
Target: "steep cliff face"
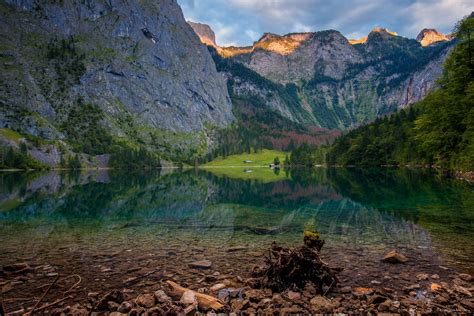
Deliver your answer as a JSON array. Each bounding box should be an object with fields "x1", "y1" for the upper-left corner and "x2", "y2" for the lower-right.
[
  {"x1": 191, "y1": 22, "x2": 454, "y2": 129},
  {"x1": 188, "y1": 21, "x2": 218, "y2": 47},
  {"x1": 0, "y1": 0, "x2": 233, "y2": 163},
  {"x1": 300, "y1": 29, "x2": 454, "y2": 128},
  {"x1": 245, "y1": 31, "x2": 361, "y2": 84}
]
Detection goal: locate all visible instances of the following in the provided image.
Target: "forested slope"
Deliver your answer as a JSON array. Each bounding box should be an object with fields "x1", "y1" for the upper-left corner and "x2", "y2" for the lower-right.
[{"x1": 326, "y1": 15, "x2": 474, "y2": 172}]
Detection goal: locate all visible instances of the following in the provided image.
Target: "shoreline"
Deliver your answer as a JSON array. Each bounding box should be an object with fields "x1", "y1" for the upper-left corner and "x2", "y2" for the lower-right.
[{"x1": 1, "y1": 243, "x2": 472, "y2": 314}]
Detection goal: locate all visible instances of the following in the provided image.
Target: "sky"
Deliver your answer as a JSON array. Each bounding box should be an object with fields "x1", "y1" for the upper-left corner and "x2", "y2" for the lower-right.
[{"x1": 178, "y1": 0, "x2": 474, "y2": 47}]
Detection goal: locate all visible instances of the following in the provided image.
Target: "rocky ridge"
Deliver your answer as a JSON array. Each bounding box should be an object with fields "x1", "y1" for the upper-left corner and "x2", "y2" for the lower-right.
[{"x1": 190, "y1": 22, "x2": 455, "y2": 129}]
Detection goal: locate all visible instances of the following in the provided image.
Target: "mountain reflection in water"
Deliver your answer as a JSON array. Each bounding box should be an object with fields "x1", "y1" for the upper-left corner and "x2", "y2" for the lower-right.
[{"x1": 0, "y1": 168, "x2": 473, "y2": 273}]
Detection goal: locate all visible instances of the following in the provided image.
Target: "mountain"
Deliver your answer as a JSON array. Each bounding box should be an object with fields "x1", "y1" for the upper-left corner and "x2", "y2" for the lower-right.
[
  {"x1": 191, "y1": 23, "x2": 455, "y2": 130},
  {"x1": 416, "y1": 29, "x2": 450, "y2": 47},
  {"x1": 0, "y1": 0, "x2": 233, "y2": 167},
  {"x1": 0, "y1": 1, "x2": 462, "y2": 169},
  {"x1": 326, "y1": 14, "x2": 474, "y2": 173}
]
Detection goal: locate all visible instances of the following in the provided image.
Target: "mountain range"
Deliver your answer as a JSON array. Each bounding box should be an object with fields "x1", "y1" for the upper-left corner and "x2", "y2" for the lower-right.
[
  {"x1": 190, "y1": 21, "x2": 454, "y2": 130},
  {"x1": 0, "y1": 0, "x2": 459, "y2": 168}
]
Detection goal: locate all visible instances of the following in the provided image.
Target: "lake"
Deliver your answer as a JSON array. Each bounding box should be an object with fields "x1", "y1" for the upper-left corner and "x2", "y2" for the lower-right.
[{"x1": 0, "y1": 167, "x2": 473, "y2": 306}]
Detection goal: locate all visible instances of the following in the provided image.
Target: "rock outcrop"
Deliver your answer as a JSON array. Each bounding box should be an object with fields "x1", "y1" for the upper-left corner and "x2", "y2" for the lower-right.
[
  {"x1": 188, "y1": 21, "x2": 218, "y2": 47},
  {"x1": 416, "y1": 29, "x2": 450, "y2": 47}
]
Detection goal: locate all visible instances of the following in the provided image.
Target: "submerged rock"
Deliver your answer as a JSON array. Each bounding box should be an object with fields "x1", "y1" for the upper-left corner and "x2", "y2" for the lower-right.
[
  {"x1": 382, "y1": 250, "x2": 408, "y2": 263},
  {"x1": 227, "y1": 246, "x2": 248, "y2": 252},
  {"x1": 189, "y1": 260, "x2": 212, "y2": 269}
]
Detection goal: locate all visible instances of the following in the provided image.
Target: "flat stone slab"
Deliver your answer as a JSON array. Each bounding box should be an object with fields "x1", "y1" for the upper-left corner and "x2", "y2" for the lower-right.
[{"x1": 189, "y1": 260, "x2": 212, "y2": 269}]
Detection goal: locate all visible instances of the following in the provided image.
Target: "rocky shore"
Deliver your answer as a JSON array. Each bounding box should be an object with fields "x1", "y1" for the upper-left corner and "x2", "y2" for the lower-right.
[{"x1": 1, "y1": 248, "x2": 473, "y2": 315}]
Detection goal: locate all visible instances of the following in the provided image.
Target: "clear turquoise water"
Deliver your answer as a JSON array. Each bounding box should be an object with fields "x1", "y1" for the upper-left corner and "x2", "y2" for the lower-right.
[{"x1": 0, "y1": 168, "x2": 473, "y2": 274}]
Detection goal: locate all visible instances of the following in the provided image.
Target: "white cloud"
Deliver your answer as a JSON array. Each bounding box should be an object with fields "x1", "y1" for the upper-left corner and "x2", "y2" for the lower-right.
[{"x1": 403, "y1": 0, "x2": 473, "y2": 35}]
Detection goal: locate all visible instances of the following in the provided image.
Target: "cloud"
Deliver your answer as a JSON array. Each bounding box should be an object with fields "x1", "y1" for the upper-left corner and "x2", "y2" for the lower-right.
[
  {"x1": 403, "y1": 0, "x2": 474, "y2": 35},
  {"x1": 178, "y1": 0, "x2": 474, "y2": 46}
]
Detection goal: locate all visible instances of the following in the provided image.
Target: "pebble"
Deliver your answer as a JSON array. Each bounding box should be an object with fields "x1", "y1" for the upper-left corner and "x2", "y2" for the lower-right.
[
  {"x1": 431, "y1": 283, "x2": 442, "y2": 292},
  {"x1": 404, "y1": 284, "x2": 421, "y2": 293},
  {"x1": 189, "y1": 260, "x2": 212, "y2": 269},
  {"x1": 310, "y1": 295, "x2": 333, "y2": 311},
  {"x1": 245, "y1": 289, "x2": 267, "y2": 302},
  {"x1": 117, "y1": 301, "x2": 133, "y2": 313},
  {"x1": 231, "y1": 299, "x2": 249, "y2": 311},
  {"x1": 378, "y1": 299, "x2": 393, "y2": 312},
  {"x1": 287, "y1": 291, "x2": 301, "y2": 301},
  {"x1": 353, "y1": 287, "x2": 374, "y2": 296},
  {"x1": 210, "y1": 283, "x2": 226, "y2": 292},
  {"x1": 459, "y1": 273, "x2": 473, "y2": 282},
  {"x1": 417, "y1": 273, "x2": 429, "y2": 281},
  {"x1": 154, "y1": 290, "x2": 171, "y2": 303},
  {"x1": 340, "y1": 286, "x2": 351, "y2": 293},
  {"x1": 107, "y1": 301, "x2": 120, "y2": 311},
  {"x1": 135, "y1": 293, "x2": 155, "y2": 308},
  {"x1": 180, "y1": 290, "x2": 197, "y2": 305}
]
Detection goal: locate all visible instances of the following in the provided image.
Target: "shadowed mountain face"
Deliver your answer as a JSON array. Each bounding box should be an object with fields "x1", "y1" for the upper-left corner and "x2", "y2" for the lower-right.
[
  {"x1": 190, "y1": 22, "x2": 454, "y2": 129},
  {"x1": 0, "y1": 0, "x2": 233, "y2": 159}
]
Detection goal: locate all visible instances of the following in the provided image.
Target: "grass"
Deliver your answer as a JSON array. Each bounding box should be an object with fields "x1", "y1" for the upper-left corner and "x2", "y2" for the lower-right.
[
  {"x1": 204, "y1": 166, "x2": 290, "y2": 183},
  {"x1": 0, "y1": 128, "x2": 23, "y2": 143},
  {"x1": 203, "y1": 149, "x2": 288, "y2": 167},
  {"x1": 201, "y1": 149, "x2": 289, "y2": 182}
]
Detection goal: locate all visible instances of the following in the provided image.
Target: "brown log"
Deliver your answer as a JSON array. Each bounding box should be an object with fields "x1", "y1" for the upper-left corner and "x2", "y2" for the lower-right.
[{"x1": 166, "y1": 280, "x2": 224, "y2": 311}]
